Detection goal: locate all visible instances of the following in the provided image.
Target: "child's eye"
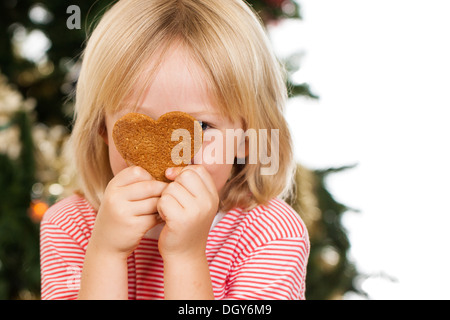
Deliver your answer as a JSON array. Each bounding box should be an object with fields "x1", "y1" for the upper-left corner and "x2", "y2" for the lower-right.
[{"x1": 198, "y1": 121, "x2": 211, "y2": 131}]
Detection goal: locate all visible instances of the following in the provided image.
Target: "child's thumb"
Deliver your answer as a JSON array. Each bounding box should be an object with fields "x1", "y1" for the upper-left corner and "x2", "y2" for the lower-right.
[{"x1": 165, "y1": 167, "x2": 184, "y2": 180}]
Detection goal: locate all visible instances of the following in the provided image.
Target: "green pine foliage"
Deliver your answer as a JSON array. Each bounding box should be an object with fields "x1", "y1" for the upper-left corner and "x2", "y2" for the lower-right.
[
  {"x1": 0, "y1": 111, "x2": 39, "y2": 299},
  {"x1": 308, "y1": 166, "x2": 363, "y2": 299}
]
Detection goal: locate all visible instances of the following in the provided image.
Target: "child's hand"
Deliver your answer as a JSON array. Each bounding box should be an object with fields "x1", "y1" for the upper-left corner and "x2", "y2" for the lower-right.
[
  {"x1": 157, "y1": 165, "x2": 219, "y2": 261},
  {"x1": 91, "y1": 166, "x2": 168, "y2": 258}
]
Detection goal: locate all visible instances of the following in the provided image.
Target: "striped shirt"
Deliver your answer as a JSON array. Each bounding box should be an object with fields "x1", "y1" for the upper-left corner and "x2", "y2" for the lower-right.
[{"x1": 40, "y1": 194, "x2": 309, "y2": 300}]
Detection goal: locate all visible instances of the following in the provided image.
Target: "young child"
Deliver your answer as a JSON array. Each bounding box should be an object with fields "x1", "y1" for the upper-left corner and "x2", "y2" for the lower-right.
[{"x1": 40, "y1": 0, "x2": 309, "y2": 300}]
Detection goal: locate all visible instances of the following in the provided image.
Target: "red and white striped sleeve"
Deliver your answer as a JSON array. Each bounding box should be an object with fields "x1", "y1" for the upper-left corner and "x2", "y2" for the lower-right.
[
  {"x1": 208, "y1": 198, "x2": 310, "y2": 300},
  {"x1": 224, "y1": 237, "x2": 308, "y2": 300},
  {"x1": 40, "y1": 196, "x2": 94, "y2": 300}
]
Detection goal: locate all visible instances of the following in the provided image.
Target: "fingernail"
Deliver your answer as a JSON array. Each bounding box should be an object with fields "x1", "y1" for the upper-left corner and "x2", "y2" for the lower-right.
[{"x1": 166, "y1": 167, "x2": 183, "y2": 179}]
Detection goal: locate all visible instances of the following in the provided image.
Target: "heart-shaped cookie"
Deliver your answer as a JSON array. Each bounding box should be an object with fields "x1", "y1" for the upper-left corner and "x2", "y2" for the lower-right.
[{"x1": 112, "y1": 111, "x2": 203, "y2": 182}]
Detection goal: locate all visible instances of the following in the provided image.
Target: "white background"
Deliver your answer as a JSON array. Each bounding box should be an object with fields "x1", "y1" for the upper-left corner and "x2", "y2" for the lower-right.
[{"x1": 270, "y1": 0, "x2": 450, "y2": 299}]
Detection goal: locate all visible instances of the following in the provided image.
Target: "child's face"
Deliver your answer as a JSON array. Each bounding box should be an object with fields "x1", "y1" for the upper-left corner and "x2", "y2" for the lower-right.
[{"x1": 102, "y1": 43, "x2": 243, "y2": 194}]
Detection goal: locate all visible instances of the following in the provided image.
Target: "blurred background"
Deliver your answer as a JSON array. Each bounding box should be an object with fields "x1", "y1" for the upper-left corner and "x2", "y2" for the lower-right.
[{"x1": 0, "y1": 0, "x2": 448, "y2": 299}]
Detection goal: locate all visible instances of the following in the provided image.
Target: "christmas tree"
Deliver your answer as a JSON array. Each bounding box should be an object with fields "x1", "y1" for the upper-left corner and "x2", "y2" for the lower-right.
[
  {"x1": 0, "y1": 0, "x2": 362, "y2": 299},
  {"x1": 0, "y1": 74, "x2": 39, "y2": 299}
]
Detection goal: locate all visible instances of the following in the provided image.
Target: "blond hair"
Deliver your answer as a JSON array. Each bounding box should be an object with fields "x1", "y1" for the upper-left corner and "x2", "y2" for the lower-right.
[{"x1": 70, "y1": 0, "x2": 296, "y2": 211}]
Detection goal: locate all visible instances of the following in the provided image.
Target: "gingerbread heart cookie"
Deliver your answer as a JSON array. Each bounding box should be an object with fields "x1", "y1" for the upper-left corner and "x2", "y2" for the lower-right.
[{"x1": 112, "y1": 111, "x2": 203, "y2": 182}]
